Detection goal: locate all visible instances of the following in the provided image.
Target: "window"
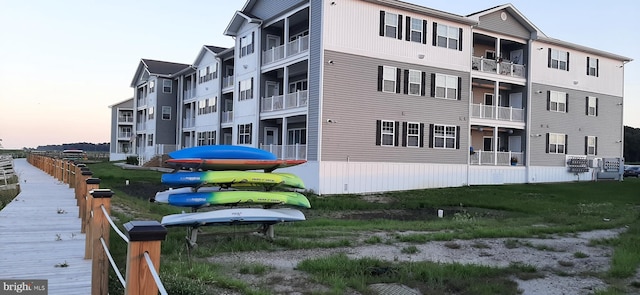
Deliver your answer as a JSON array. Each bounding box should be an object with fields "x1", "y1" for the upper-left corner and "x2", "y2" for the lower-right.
[
  {"x1": 405, "y1": 122, "x2": 421, "y2": 147},
  {"x1": 549, "y1": 49, "x2": 569, "y2": 71},
  {"x1": 406, "y1": 70, "x2": 422, "y2": 96},
  {"x1": 380, "y1": 11, "x2": 399, "y2": 39},
  {"x1": 288, "y1": 128, "x2": 306, "y2": 144},
  {"x1": 240, "y1": 33, "x2": 254, "y2": 57},
  {"x1": 148, "y1": 107, "x2": 154, "y2": 120},
  {"x1": 197, "y1": 131, "x2": 216, "y2": 146},
  {"x1": 147, "y1": 134, "x2": 154, "y2": 146},
  {"x1": 586, "y1": 136, "x2": 597, "y2": 156},
  {"x1": 163, "y1": 80, "x2": 172, "y2": 93},
  {"x1": 380, "y1": 120, "x2": 395, "y2": 146},
  {"x1": 199, "y1": 69, "x2": 206, "y2": 84},
  {"x1": 161, "y1": 106, "x2": 171, "y2": 120},
  {"x1": 586, "y1": 96, "x2": 597, "y2": 116},
  {"x1": 548, "y1": 91, "x2": 567, "y2": 113},
  {"x1": 239, "y1": 79, "x2": 253, "y2": 101},
  {"x1": 198, "y1": 98, "x2": 217, "y2": 115},
  {"x1": 408, "y1": 17, "x2": 424, "y2": 43},
  {"x1": 547, "y1": 133, "x2": 566, "y2": 154},
  {"x1": 381, "y1": 66, "x2": 397, "y2": 93},
  {"x1": 434, "y1": 23, "x2": 461, "y2": 50},
  {"x1": 432, "y1": 124, "x2": 457, "y2": 149},
  {"x1": 149, "y1": 80, "x2": 155, "y2": 93},
  {"x1": 587, "y1": 57, "x2": 599, "y2": 76},
  {"x1": 434, "y1": 73, "x2": 459, "y2": 100},
  {"x1": 238, "y1": 123, "x2": 252, "y2": 144}
]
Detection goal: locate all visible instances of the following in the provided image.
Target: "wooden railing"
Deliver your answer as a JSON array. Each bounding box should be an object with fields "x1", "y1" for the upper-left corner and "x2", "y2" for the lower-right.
[{"x1": 26, "y1": 153, "x2": 168, "y2": 295}]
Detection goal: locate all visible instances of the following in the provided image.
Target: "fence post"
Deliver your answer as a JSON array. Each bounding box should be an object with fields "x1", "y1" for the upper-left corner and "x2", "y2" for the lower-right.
[
  {"x1": 82, "y1": 178, "x2": 101, "y2": 234},
  {"x1": 77, "y1": 170, "x2": 93, "y2": 213},
  {"x1": 90, "y1": 188, "x2": 112, "y2": 295},
  {"x1": 124, "y1": 221, "x2": 167, "y2": 295}
]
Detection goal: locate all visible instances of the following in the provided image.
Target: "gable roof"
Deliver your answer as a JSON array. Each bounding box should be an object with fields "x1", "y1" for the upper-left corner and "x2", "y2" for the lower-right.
[
  {"x1": 466, "y1": 4, "x2": 546, "y2": 39},
  {"x1": 193, "y1": 45, "x2": 229, "y2": 66},
  {"x1": 363, "y1": 0, "x2": 477, "y2": 26},
  {"x1": 224, "y1": 10, "x2": 262, "y2": 36},
  {"x1": 130, "y1": 59, "x2": 190, "y2": 87}
]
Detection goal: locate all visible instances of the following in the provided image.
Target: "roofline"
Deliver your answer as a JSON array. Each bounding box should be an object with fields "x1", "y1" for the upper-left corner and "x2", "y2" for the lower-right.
[
  {"x1": 223, "y1": 11, "x2": 263, "y2": 36},
  {"x1": 466, "y1": 4, "x2": 546, "y2": 38},
  {"x1": 108, "y1": 97, "x2": 134, "y2": 108},
  {"x1": 536, "y1": 36, "x2": 633, "y2": 62},
  {"x1": 362, "y1": 0, "x2": 477, "y2": 26}
]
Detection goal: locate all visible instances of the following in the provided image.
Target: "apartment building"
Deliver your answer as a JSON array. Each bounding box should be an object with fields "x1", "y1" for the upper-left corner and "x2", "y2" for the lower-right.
[
  {"x1": 115, "y1": 0, "x2": 631, "y2": 194},
  {"x1": 109, "y1": 98, "x2": 134, "y2": 161}
]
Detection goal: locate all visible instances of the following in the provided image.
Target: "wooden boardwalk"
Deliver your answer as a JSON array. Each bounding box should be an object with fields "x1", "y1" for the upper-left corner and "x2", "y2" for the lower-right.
[{"x1": 0, "y1": 158, "x2": 91, "y2": 294}]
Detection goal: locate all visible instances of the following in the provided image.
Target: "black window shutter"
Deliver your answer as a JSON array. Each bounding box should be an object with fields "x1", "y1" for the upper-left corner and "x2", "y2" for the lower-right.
[
  {"x1": 457, "y1": 76, "x2": 462, "y2": 100},
  {"x1": 396, "y1": 68, "x2": 401, "y2": 93},
  {"x1": 565, "y1": 134, "x2": 568, "y2": 154},
  {"x1": 402, "y1": 122, "x2": 408, "y2": 146},
  {"x1": 250, "y1": 77, "x2": 254, "y2": 99},
  {"x1": 432, "y1": 22, "x2": 437, "y2": 46},
  {"x1": 428, "y1": 124, "x2": 434, "y2": 148},
  {"x1": 584, "y1": 136, "x2": 588, "y2": 155},
  {"x1": 397, "y1": 14, "x2": 403, "y2": 40},
  {"x1": 545, "y1": 133, "x2": 550, "y2": 153},
  {"x1": 377, "y1": 66, "x2": 383, "y2": 91},
  {"x1": 595, "y1": 137, "x2": 598, "y2": 155},
  {"x1": 595, "y1": 98, "x2": 598, "y2": 116},
  {"x1": 430, "y1": 73, "x2": 436, "y2": 97},
  {"x1": 421, "y1": 72, "x2": 426, "y2": 96},
  {"x1": 422, "y1": 20, "x2": 428, "y2": 44},
  {"x1": 405, "y1": 16, "x2": 410, "y2": 41},
  {"x1": 403, "y1": 70, "x2": 409, "y2": 95},
  {"x1": 566, "y1": 52, "x2": 570, "y2": 71},
  {"x1": 586, "y1": 57, "x2": 590, "y2": 75},
  {"x1": 565, "y1": 93, "x2": 569, "y2": 113},
  {"x1": 249, "y1": 123, "x2": 253, "y2": 144},
  {"x1": 251, "y1": 32, "x2": 255, "y2": 54},
  {"x1": 547, "y1": 48, "x2": 552, "y2": 68},
  {"x1": 455, "y1": 126, "x2": 460, "y2": 149},
  {"x1": 394, "y1": 121, "x2": 400, "y2": 146},
  {"x1": 596, "y1": 59, "x2": 599, "y2": 77},
  {"x1": 546, "y1": 91, "x2": 550, "y2": 111},
  {"x1": 379, "y1": 11, "x2": 385, "y2": 36},
  {"x1": 419, "y1": 123, "x2": 425, "y2": 147},
  {"x1": 458, "y1": 28, "x2": 463, "y2": 51},
  {"x1": 585, "y1": 96, "x2": 589, "y2": 115},
  {"x1": 375, "y1": 120, "x2": 381, "y2": 145}
]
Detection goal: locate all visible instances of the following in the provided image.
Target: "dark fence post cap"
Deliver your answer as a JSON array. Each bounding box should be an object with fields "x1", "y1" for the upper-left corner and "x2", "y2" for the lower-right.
[
  {"x1": 90, "y1": 189, "x2": 113, "y2": 198},
  {"x1": 80, "y1": 167, "x2": 90, "y2": 171},
  {"x1": 81, "y1": 171, "x2": 93, "y2": 176},
  {"x1": 124, "y1": 221, "x2": 168, "y2": 241},
  {"x1": 86, "y1": 178, "x2": 101, "y2": 185},
  {"x1": 76, "y1": 164, "x2": 87, "y2": 168}
]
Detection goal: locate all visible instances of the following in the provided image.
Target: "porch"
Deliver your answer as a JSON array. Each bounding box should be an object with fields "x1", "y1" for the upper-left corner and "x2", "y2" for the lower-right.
[
  {"x1": 470, "y1": 150, "x2": 523, "y2": 166},
  {"x1": 470, "y1": 126, "x2": 525, "y2": 166},
  {"x1": 260, "y1": 144, "x2": 307, "y2": 160},
  {"x1": 260, "y1": 115, "x2": 307, "y2": 160},
  {"x1": 261, "y1": 7, "x2": 309, "y2": 66}
]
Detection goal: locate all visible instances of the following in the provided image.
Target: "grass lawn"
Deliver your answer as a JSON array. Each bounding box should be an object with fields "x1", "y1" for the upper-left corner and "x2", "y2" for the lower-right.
[{"x1": 85, "y1": 161, "x2": 640, "y2": 294}]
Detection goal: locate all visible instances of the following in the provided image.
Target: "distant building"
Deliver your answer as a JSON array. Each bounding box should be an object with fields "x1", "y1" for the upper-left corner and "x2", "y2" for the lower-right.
[
  {"x1": 116, "y1": 0, "x2": 632, "y2": 194},
  {"x1": 108, "y1": 98, "x2": 134, "y2": 161}
]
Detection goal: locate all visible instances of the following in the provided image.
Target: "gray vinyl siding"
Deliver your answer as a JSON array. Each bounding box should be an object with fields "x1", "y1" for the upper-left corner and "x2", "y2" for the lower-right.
[
  {"x1": 306, "y1": 0, "x2": 322, "y2": 161},
  {"x1": 529, "y1": 83, "x2": 623, "y2": 166},
  {"x1": 477, "y1": 10, "x2": 530, "y2": 39},
  {"x1": 154, "y1": 78, "x2": 178, "y2": 145},
  {"x1": 249, "y1": 0, "x2": 306, "y2": 20},
  {"x1": 321, "y1": 50, "x2": 469, "y2": 164}
]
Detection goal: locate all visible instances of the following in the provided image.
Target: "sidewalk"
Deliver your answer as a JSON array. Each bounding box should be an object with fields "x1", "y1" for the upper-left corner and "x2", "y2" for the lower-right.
[{"x1": 0, "y1": 158, "x2": 91, "y2": 294}]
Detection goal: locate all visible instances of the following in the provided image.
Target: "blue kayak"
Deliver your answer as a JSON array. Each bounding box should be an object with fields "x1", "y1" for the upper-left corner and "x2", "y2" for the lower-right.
[{"x1": 169, "y1": 145, "x2": 277, "y2": 160}]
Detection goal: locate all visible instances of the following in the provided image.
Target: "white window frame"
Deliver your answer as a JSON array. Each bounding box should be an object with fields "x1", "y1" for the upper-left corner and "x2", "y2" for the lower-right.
[
  {"x1": 548, "y1": 133, "x2": 566, "y2": 154},
  {"x1": 161, "y1": 106, "x2": 171, "y2": 120},
  {"x1": 162, "y1": 80, "x2": 172, "y2": 93},
  {"x1": 287, "y1": 128, "x2": 307, "y2": 144},
  {"x1": 588, "y1": 58, "x2": 598, "y2": 76},
  {"x1": 587, "y1": 96, "x2": 597, "y2": 116},
  {"x1": 407, "y1": 122, "x2": 420, "y2": 147},
  {"x1": 148, "y1": 107, "x2": 154, "y2": 120},
  {"x1": 433, "y1": 124, "x2": 456, "y2": 149},
  {"x1": 435, "y1": 73, "x2": 458, "y2": 100},
  {"x1": 239, "y1": 79, "x2": 253, "y2": 101},
  {"x1": 240, "y1": 33, "x2": 253, "y2": 57},
  {"x1": 147, "y1": 134, "x2": 154, "y2": 146},
  {"x1": 381, "y1": 120, "x2": 395, "y2": 146},
  {"x1": 550, "y1": 91, "x2": 567, "y2": 113},
  {"x1": 408, "y1": 70, "x2": 421, "y2": 96},
  {"x1": 409, "y1": 18, "x2": 423, "y2": 43},
  {"x1": 382, "y1": 66, "x2": 396, "y2": 93},
  {"x1": 587, "y1": 136, "x2": 596, "y2": 156},
  {"x1": 384, "y1": 12, "x2": 398, "y2": 38},
  {"x1": 436, "y1": 24, "x2": 459, "y2": 50},
  {"x1": 148, "y1": 80, "x2": 155, "y2": 93},
  {"x1": 551, "y1": 49, "x2": 568, "y2": 70},
  {"x1": 238, "y1": 124, "x2": 252, "y2": 144}
]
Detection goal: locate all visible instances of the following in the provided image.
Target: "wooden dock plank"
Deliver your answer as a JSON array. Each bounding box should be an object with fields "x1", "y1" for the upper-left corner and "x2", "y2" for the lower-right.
[{"x1": 0, "y1": 158, "x2": 92, "y2": 294}]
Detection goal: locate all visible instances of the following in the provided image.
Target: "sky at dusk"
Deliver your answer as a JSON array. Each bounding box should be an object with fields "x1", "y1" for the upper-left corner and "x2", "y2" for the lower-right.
[{"x1": 0, "y1": 0, "x2": 637, "y2": 149}]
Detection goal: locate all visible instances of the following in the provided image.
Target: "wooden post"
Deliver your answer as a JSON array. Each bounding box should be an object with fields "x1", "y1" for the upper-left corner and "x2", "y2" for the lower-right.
[
  {"x1": 124, "y1": 221, "x2": 167, "y2": 295},
  {"x1": 90, "y1": 189, "x2": 112, "y2": 295},
  {"x1": 77, "y1": 170, "x2": 93, "y2": 212},
  {"x1": 82, "y1": 178, "x2": 100, "y2": 234}
]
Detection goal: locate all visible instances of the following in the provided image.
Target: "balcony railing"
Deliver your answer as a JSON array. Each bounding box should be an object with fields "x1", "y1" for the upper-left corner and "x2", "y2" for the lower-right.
[
  {"x1": 184, "y1": 89, "x2": 195, "y2": 100},
  {"x1": 118, "y1": 116, "x2": 133, "y2": 123},
  {"x1": 222, "y1": 76, "x2": 234, "y2": 89},
  {"x1": 182, "y1": 118, "x2": 195, "y2": 128},
  {"x1": 221, "y1": 111, "x2": 233, "y2": 123},
  {"x1": 260, "y1": 144, "x2": 307, "y2": 160},
  {"x1": 136, "y1": 97, "x2": 147, "y2": 108},
  {"x1": 472, "y1": 56, "x2": 525, "y2": 78},
  {"x1": 262, "y1": 35, "x2": 309, "y2": 66},
  {"x1": 117, "y1": 132, "x2": 132, "y2": 139},
  {"x1": 471, "y1": 104, "x2": 524, "y2": 122},
  {"x1": 261, "y1": 90, "x2": 308, "y2": 112},
  {"x1": 470, "y1": 151, "x2": 523, "y2": 166},
  {"x1": 136, "y1": 122, "x2": 146, "y2": 131}
]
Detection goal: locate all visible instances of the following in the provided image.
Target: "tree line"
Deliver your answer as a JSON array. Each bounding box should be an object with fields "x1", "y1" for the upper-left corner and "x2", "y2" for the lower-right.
[
  {"x1": 624, "y1": 126, "x2": 640, "y2": 163},
  {"x1": 34, "y1": 142, "x2": 110, "y2": 152}
]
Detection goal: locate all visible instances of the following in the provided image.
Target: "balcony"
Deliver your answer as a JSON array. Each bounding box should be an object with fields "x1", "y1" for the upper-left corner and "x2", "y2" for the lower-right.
[
  {"x1": 222, "y1": 76, "x2": 234, "y2": 89},
  {"x1": 182, "y1": 118, "x2": 195, "y2": 128},
  {"x1": 472, "y1": 56, "x2": 525, "y2": 78},
  {"x1": 262, "y1": 35, "x2": 309, "y2": 66},
  {"x1": 184, "y1": 89, "x2": 195, "y2": 100},
  {"x1": 471, "y1": 104, "x2": 524, "y2": 122},
  {"x1": 118, "y1": 116, "x2": 133, "y2": 123},
  {"x1": 221, "y1": 111, "x2": 233, "y2": 123},
  {"x1": 136, "y1": 97, "x2": 147, "y2": 108},
  {"x1": 260, "y1": 144, "x2": 306, "y2": 160},
  {"x1": 136, "y1": 122, "x2": 146, "y2": 131},
  {"x1": 470, "y1": 151, "x2": 523, "y2": 166},
  {"x1": 261, "y1": 90, "x2": 308, "y2": 113},
  {"x1": 117, "y1": 132, "x2": 132, "y2": 139}
]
